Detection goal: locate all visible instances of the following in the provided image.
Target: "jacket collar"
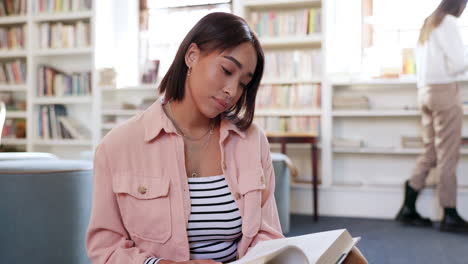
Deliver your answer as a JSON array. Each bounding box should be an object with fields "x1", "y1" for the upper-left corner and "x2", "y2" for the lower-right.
[{"x1": 141, "y1": 98, "x2": 246, "y2": 142}]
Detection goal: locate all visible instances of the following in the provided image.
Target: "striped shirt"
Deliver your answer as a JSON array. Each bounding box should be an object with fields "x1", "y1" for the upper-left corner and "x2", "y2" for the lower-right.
[{"x1": 145, "y1": 175, "x2": 242, "y2": 264}]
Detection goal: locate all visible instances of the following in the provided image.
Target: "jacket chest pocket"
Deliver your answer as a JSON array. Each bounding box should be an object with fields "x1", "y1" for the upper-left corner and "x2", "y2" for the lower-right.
[
  {"x1": 113, "y1": 174, "x2": 172, "y2": 243},
  {"x1": 238, "y1": 167, "x2": 266, "y2": 238}
]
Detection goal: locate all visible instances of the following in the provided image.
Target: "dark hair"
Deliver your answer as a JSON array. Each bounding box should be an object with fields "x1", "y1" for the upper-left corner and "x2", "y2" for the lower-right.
[
  {"x1": 159, "y1": 12, "x2": 264, "y2": 131},
  {"x1": 419, "y1": 0, "x2": 468, "y2": 44}
]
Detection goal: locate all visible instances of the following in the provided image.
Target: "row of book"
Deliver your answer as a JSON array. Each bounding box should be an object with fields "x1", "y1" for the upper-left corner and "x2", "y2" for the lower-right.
[
  {"x1": 0, "y1": 60, "x2": 26, "y2": 84},
  {"x1": 1, "y1": 118, "x2": 26, "y2": 139},
  {"x1": 254, "y1": 116, "x2": 320, "y2": 135},
  {"x1": 0, "y1": 25, "x2": 26, "y2": 50},
  {"x1": 37, "y1": 65, "x2": 91, "y2": 96},
  {"x1": 249, "y1": 9, "x2": 321, "y2": 38},
  {"x1": 33, "y1": 0, "x2": 92, "y2": 13},
  {"x1": 256, "y1": 84, "x2": 321, "y2": 109},
  {"x1": 264, "y1": 50, "x2": 322, "y2": 80},
  {"x1": 0, "y1": 0, "x2": 26, "y2": 16},
  {"x1": 39, "y1": 21, "x2": 90, "y2": 49},
  {"x1": 38, "y1": 104, "x2": 90, "y2": 140}
]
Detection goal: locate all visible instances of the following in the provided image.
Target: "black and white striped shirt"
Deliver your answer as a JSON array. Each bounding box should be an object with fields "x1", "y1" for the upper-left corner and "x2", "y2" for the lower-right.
[{"x1": 145, "y1": 175, "x2": 242, "y2": 264}]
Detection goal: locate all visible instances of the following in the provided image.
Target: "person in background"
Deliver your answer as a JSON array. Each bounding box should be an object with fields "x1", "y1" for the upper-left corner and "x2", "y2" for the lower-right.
[
  {"x1": 396, "y1": 0, "x2": 468, "y2": 233},
  {"x1": 86, "y1": 12, "x2": 368, "y2": 264}
]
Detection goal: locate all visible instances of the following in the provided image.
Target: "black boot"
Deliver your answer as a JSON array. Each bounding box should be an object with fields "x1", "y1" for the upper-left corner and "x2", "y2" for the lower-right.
[
  {"x1": 440, "y1": 208, "x2": 468, "y2": 232},
  {"x1": 395, "y1": 180, "x2": 432, "y2": 227}
]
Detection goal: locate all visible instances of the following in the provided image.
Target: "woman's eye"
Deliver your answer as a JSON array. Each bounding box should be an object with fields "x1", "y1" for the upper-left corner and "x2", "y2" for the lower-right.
[{"x1": 222, "y1": 67, "x2": 232, "y2": 76}]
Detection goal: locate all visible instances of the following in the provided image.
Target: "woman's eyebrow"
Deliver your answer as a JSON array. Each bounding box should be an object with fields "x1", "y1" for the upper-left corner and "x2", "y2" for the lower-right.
[{"x1": 223, "y1": 55, "x2": 253, "y2": 77}]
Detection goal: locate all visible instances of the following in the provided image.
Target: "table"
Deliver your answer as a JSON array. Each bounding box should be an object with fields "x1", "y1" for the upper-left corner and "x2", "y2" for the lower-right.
[{"x1": 267, "y1": 132, "x2": 320, "y2": 221}]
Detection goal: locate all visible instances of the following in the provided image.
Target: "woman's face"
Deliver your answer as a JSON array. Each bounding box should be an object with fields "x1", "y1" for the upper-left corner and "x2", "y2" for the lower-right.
[{"x1": 185, "y1": 42, "x2": 257, "y2": 119}]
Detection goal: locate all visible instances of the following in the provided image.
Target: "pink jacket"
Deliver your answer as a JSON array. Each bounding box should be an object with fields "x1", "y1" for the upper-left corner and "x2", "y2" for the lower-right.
[{"x1": 86, "y1": 100, "x2": 284, "y2": 263}]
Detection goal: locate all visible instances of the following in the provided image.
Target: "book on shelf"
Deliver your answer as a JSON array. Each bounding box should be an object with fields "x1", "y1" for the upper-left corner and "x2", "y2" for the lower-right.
[
  {"x1": 0, "y1": 25, "x2": 26, "y2": 51},
  {"x1": 37, "y1": 65, "x2": 91, "y2": 96},
  {"x1": 333, "y1": 95, "x2": 370, "y2": 110},
  {"x1": 231, "y1": 229, "x2": 359, "y2": 264},
  {"x1": 1, "y1": 118, "x2": 25, "y2": 139},
  {"x1": 39, "y1": 20, "x2": 91, "y2": 49},
  {"x1": 33, "y1": 0, "x2": 92, "y2": 13},
  {"x1": 0, "y1": 92, "x2": 26, "y2": 111},
  {"x1": 255, "y1": 116, "x2": 320, "y2": 136},
  {"x1": 38, "y1": 104, "x2": 90, "y2": 140},
  {"x1": 249, "y1": 8, "x2": 322, "y2": 38},
  {"x1": 264, "y1": 50, "x2": 322, "y2": 81},
  {"x1": 0, "y1": 0, "x2": 27, "y2": 16},
  {"x1": 333, "y1": 138, "x2": 363, "y2": 148},
  {"x1": 57, "y1": 116, "x2": 91, "y2": 140},
  {"x1": 401, "y1": 136, "x2": 423, "y2": 148},
  {"x1": 257, "y1": 84, "x2": 320, "y2": 110},
  {"x1": 0, "y1": 60, "x2": 26, "y2": 84}
]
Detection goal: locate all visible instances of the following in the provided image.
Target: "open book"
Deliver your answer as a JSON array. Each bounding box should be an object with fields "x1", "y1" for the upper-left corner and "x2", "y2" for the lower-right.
[{"x1": 231, "y1": 229, "x2": 360, "y2": 264}]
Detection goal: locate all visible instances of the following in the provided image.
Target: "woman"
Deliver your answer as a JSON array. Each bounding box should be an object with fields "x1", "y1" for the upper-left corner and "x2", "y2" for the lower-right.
[
  {"x1": 396, "y1": 0, "x2": 468, "y2": 232},
  {"x1": 86, "y1": 12, "x2": 367, "y2": 263}
]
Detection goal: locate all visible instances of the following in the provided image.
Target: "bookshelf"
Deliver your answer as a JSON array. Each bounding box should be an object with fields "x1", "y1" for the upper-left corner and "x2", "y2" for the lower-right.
[
  {"x1": 98, "y1": 83, "x2": 158, "y2": 139},
  {"x1": 235, "y1": 0, "x2": 325, "y2": 184},
  {"x1": 323, "y1": 78, "x2": 468, "y2": 189},
  {"x1": 0, "y1": 0, "x2": 97, "y2": 158},
  {"x1": 0, "y1": 1, "x2": 28, "y2": 152}
]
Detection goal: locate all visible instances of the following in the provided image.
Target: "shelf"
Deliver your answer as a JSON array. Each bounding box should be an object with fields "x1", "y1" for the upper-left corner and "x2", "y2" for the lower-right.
[
  {"x1": 101, "y1": 109, "x2": 142, "y2": 116},
  {"x1": 32, "y1": 11, "x2": 93, "y2": 22},
  {"x1": 5, "y1": 111, "x2": 27, "y2": 119},
  {"x1": 261, "y1": 78, "x2": 322, "y2": 85},
  {"x1": 34, "y1": 47, "x2": 93, "y2": 56},
  {"x1": 332, "y1": 110, "x2": 420, "y2": 117},
  {"x1": 333, "y1": 147, "x2": 468, "y2": 155},
  {"x1": 101, "y1": 84, "x2": 158, "y2": 92},
  {"x1": 331, "y1": 76, "x2": 468, "y2": 86},
  {"x1": 0, "y1": 84, "x2": 27, "y2": 91},
  {"x1": 32, "y1": 139, "x2": 93, "y2": 146},
  {"x1": 243, "y1": 0, "x2": 321, "y2": 9},
  {"x1": 260, "y1": 35, "x2": 322, "y2": 48},
  {"x1": 256, "y1": 109, "x2": 321, "y2": 117},
  {"x1": 0, "y1": 49, "x2": 27, "y2": 58},
  {"x1": 0, "y1": 138, "x2": 27, "y2": 145},
  {"x1": 101, "y1": 123, "x2": 117, "y2": 130},
  {"x1": 32, "y1": 96, "x2": 92, "y2": 104},
  {"x1": 0, "y1": 15, "x2": 27, "y2": 24}
]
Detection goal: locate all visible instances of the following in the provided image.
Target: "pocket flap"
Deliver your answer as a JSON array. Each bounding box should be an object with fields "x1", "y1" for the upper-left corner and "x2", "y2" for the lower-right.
[
  {"x1": 239, "y1": 167, "x2": 266, "y2": 195},
  {"x1": 113, "y1": 174, "x2": 170, "y2": 200}
]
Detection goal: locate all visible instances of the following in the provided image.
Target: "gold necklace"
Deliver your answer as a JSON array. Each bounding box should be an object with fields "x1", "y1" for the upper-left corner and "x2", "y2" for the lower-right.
[
  {"x1": 167, "y1": 101, "x2": 214, "y2": 141},
  {"x1": 163, "y1": 102, "x2": 214, "y2": 177}
]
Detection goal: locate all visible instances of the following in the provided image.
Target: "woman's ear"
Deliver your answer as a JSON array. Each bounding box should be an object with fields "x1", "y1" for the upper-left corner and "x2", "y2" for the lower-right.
[{"x1": 185, "y1": 43, "x2": 200, "y2": 68}]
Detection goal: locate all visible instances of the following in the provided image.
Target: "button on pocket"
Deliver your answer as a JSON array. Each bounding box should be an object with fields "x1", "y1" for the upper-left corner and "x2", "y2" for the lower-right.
[{"x1": 113, "y1": 175, "x2": 172, "y2": 243}]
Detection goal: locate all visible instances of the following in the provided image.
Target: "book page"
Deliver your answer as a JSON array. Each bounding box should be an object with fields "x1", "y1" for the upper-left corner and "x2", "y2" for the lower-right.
[{"x1": 231, "y1": 229, "x2": 355, "y2": 264}]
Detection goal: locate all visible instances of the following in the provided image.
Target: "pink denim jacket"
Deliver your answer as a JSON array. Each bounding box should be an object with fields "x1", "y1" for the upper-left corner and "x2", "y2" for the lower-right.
[{"x1": 86, "y1": 100, "x2": 284, "y2": 263}]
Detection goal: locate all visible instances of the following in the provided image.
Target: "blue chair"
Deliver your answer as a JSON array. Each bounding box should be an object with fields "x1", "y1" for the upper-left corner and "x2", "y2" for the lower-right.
[
  {"x1": 271, "y1": 153, "x2": 295, "y2": 234},
  {"x1": 0, "y1": 159, "x2": 93, "y2": 263}
]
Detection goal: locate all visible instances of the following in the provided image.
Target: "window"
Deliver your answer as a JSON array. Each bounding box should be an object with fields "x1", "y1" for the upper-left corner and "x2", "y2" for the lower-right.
[
  {"x1": 140, "y1": 1, "x2": 232, "y2": 82},
  {"x1": 362, "y1": 0, "x2": 468, "y2": 77}
]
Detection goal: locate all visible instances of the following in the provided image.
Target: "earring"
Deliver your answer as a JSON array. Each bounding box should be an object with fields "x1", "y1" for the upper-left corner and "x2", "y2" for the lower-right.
[{"x1": 187, "y1": 67, "x2": 192, "y2": 76}]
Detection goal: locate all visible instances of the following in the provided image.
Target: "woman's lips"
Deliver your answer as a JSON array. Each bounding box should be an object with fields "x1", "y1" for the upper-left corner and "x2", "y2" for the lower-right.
[{"x1": 213, "y1": 97, "x2": 228, "y2": 110}]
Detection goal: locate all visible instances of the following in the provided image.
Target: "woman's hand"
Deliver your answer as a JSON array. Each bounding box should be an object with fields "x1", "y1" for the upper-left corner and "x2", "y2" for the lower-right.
[
  {"x1": 342, "y1": 247, "x2": 368, "y2": 264},
  {"x1": 158, "y1": 260, "x2": 222, "y2": 264}
]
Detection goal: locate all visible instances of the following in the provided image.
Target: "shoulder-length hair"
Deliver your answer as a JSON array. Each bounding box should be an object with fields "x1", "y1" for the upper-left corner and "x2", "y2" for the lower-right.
[
  {"x1": 418, "y1": 0, "x2": 467, "y2": 44},
  {"x1": 159, "y1": 12, "x2": 264, "y2": 131}
]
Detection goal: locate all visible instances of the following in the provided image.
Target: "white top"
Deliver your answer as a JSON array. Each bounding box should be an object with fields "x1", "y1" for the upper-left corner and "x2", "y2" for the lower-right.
[
  {"x1": 416, "y1": 14, "x2": 468, "y2": 89},
  {"x1": 145, "y1": 175, "x2": 242, "y2": 264},
  {"x1": 187, "y1": 175, "x2": 242, "y2": 263}
]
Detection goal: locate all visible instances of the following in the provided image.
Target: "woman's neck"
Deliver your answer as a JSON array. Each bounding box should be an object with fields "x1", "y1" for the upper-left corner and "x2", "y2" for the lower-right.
[{"x1": 168, "y1": 98, "x2": 213, "y2": 137}]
